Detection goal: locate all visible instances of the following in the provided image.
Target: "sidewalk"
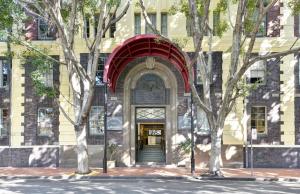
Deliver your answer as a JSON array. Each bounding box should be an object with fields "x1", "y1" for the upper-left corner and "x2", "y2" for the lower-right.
[{"x1": 0, "y1": 167, "x2": 300, "y2": 181}]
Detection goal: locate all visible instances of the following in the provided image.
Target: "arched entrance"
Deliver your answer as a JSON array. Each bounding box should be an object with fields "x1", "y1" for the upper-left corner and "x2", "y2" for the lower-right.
[
  {"x1": 103, "y1": 35, "x2": 189, "y2": 166},
  {"x1": 122, "y1": 58, "x2": 178, "y2": 166}
]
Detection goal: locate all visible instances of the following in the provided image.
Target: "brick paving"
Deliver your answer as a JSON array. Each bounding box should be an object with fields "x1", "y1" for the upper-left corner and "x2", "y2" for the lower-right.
[{"x1": 0, "y1": 167, "x2": 300, "y2": 179}]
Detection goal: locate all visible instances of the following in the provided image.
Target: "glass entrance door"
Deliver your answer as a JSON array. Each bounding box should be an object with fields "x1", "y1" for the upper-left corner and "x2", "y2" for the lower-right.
[{"x1": 137, "y1": 123, "x2": 165, "y2": 163}]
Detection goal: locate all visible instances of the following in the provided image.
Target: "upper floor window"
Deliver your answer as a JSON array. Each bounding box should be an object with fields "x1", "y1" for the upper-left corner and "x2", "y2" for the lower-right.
[
  {"x1": 109, "y1": 14, "x2": 116, "y2": 38},
  {"x1": 37, "y1": 107, "x2": 53, "y2": 137},
  {"x1": 186, "y1": 16, "x2": 193, "y2": 37},
  {"x1": 0, "y1": 109, "x2": 8, "y2": 137},
  {"x1": 248, "y1": 60, "x2": 266, "y2": 84},
  {"x1": 95, "y1": 54, "x2": 107, "y2": 86},
  {"x1": 251, "y1": 106, "x2": 266, "y2": 134},
  {"x1": 213, "y1": 11, "x2": 220, "y2": 36},
  {"x1": 196, "y1": 107, "x2": 210, "y2": 135},
  {"x1": 41, "y1": 64, "x2": 53, "y2": 87},
  {"x1": 161, "y1": 13, "x2": 168, "y2": 36},
  {"x1": 83, "y1": 16, "x2": 90, "y2": 38},
  {"x1": 134, "y1": 13, "x2": 141, "y2": 35},
  {"x1": 38, "y1": 18, "x2": 54, "y2": 40},
  {"x1": 0, "y1": 30, "x2": 7, "y2": 41},
  {"x1": 298, "y1": 55, "x2": 300, "y2": 85},
  {"x1": 246, "y1": 8, "x2": 267, "y2": 37},
  {"x1": 145, "y1": 13, "x2": 156, "y2": 34},
  {"x1": 0, "y1": 59, "x2": 9, "y2": 88},
  {"x1": 89, "y1": 106, "x2": 104, "y2": 136},
  {"x1": 94, "y1": 14, "x2": 100, "y2": 38}
]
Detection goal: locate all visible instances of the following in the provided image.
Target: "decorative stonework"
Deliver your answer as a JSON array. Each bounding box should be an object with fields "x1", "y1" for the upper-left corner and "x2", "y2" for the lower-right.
[{"x1": 145, "y1": 57, "x2": 155, "y2": 70}]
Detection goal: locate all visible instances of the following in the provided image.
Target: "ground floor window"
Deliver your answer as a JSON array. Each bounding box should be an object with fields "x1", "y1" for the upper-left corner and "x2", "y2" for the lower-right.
[
  {"x1": 89, "y1": 106, "x2": 104, "y2": 135},
  {"x1": 0, "y1": 59, "x2": 9, "y2": 88},
  {"x1": 37, "y1": 108, "x2": 53, "y2": 136},
  {"x1": 251, "y1": 106, "x2": 266, "y2": 134},
  {"x1": 0, "y1": 109, "x2": 8, "y2": 137},
  {"x1": 196, "y1": 107, "x2": 210, "y2": 135}
]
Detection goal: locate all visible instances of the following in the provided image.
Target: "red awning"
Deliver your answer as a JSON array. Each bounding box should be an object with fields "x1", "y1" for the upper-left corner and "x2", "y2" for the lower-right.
[{"x1": 103, "y1": 34, "x2": 190, "y2": 92}]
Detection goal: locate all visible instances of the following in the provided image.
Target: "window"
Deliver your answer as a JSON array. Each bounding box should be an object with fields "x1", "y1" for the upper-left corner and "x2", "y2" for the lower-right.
[
  {"x1": 0, "y1": 30, "x2": 7, "y2": 41},
  {"x1": 38, "y1": 108, "x2": 53, "y2": 136},
  {"x1": 136, "y1": 108, "x2": 165, "y2": 120},
  {"x1": 161, "y1": 13, "x2": 168, "y2": 36},
  {"x1": 134, "y1": 13, "x2": 141, "y2": 35},
  {"x1": 89, "y1": 106, "x2": 104, "y2": 135},
  {"x1": 109, "y1": 14, "x2": 116, "y2": 38},
  {"x1": 250, "y1": 9, "x2": 267, "y2": 37},
  {"x1": 38, "y1": 18, "x2": 53, "y2": 40},
  {"x1": 145, "y1": 13, "x2": 156, "y2": 34},
  {"x1": 83, "y1": 16, "x2": 90, "y2": 38},
  {"x1": 0, "y1": 59, "x2": 9, "y2": 87},
  {"x1": 186, "y1": 16, "x2": 193, "y2": 36},
  {"x1": 248, "y1": 60, "x2": 265, "y2": 84},
  {"x1": 196, "y1": 55, "x2": 209, "y2": 85},
  {"x1": 196, "y1": 107, "x2": 210, "y2": 135},
  {"x1": 0, "y1": 109, "x2": 8, "y2": 137},
  {"x1": 298, "y1": 56, "x2": 300, "y2": 85},
  {"x1": 95, "y1": 54, "x2": 107, "y2": 86},
  {"x1": 41, "y1": 64, "x2": 53, "y2": 87},
  {"x1": 213, "y1": 11, "x2": 220, "y2": 36},
  {"x1": 94, "y1": 14, "x2": 99, "y2": 37},
  {"x1": 251, "y1": 106, "x2": 266, "y2": 134}
]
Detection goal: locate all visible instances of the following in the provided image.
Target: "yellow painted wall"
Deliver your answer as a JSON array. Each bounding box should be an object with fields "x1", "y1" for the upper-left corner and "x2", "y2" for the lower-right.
[
  {"x1": 10, "y1": 56, "x2": 25, "y2": 146},
  {"x1": 0, "y1": 0, "x2": 299, "y2": 146}
]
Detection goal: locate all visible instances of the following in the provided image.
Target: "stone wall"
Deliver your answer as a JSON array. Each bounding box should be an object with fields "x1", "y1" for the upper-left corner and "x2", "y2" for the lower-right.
[
  {"x1": 0, "y1": 147, "x2": 59, "y2": 167},
  {"x1": 245, "y1": 147, "x2": 300, "y2": 168}
]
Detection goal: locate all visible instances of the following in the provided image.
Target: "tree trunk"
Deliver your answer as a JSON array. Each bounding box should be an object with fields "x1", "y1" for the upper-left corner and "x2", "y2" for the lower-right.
[
  {"x1": 75, "y1": 124, "x2": 90, "y2": 174},
  {"x1": 209, "y1": 127, "x2": 223, "y2": 176}
]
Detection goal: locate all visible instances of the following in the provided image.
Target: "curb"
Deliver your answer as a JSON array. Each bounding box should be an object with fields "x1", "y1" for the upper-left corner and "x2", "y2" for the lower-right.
[
  {"x1": 196, "y1": 176, "x2": 300, "y2": 182},
  {"x1": 0, "y1": 175, "x2": 299, "y2": 182},
  {"x1": 0, "y1": 175, "x2": 188, "y2": 181}
]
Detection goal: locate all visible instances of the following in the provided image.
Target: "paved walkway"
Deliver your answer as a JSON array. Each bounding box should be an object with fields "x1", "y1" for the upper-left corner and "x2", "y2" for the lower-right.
[{"x1": 0, "y1": 167, "x2": 300, "y2": 180}]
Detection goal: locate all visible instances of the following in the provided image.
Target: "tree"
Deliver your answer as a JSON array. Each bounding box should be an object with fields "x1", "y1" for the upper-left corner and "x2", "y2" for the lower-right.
[
  {"x1": 0, "y1": 0, "x2": 131, "y2": 174},
  {"x1": 139, "y1": 0, "x2": 300, "y2": 176}
]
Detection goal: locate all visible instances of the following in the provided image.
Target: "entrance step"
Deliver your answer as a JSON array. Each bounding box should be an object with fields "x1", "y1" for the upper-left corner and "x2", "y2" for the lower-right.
[{"x1": 138, "y1": 145, "x2": 165, "y2": 163}]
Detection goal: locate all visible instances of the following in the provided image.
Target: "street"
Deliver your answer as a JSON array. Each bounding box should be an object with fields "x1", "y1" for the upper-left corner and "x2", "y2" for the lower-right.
[{"x1": 0, "y1": 179, "x2": 299, "y2": 194}]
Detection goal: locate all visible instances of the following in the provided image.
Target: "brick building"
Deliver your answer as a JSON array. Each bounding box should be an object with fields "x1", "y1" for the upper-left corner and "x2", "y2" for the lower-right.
[{"x1": 0, "y1": 0, "x2": 299, "y2": 168}]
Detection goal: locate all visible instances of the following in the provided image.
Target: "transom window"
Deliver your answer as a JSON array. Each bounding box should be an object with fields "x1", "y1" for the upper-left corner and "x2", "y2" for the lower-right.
[
  {"x1": 0, "y1": 59, "x2": 9, "y2": 87},
  {"x1": 248, "y1": 60, "x2": 265, "y2": 84},
  {"x1": 0, "y1": 109, "x2": 8, "y2": 137},
  {"x1": 251, "y1": 106, "x2": 266, "y2": 134},
  {"x1": 38, "y1": 108, "x2": 53, "y2": 136},
  {"x1": 89, "y1": 106, "x2": 104, "y2": 135},
  {"x1": 136, "y1": 108, "x2": 165, "y2": 120}
]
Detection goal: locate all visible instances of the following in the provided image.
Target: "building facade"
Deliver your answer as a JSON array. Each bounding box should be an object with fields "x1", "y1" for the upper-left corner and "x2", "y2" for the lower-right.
[{"x1": 0, "y1": 0, "x2": 300, "y2": 168}]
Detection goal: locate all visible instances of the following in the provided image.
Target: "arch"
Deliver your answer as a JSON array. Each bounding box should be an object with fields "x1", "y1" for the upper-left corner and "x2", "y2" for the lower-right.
[
  {"x1": 103, "y1": 34, "x2": 190, "y2": 92},
  {"x1": 122, "y1": 60, "x2": 178, "y2": 166}
]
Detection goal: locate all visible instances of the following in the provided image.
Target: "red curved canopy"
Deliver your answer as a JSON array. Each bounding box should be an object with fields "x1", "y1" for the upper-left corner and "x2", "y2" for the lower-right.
[{"x1": 103, "y1": 34, "x2": 190, "y2": 92}]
